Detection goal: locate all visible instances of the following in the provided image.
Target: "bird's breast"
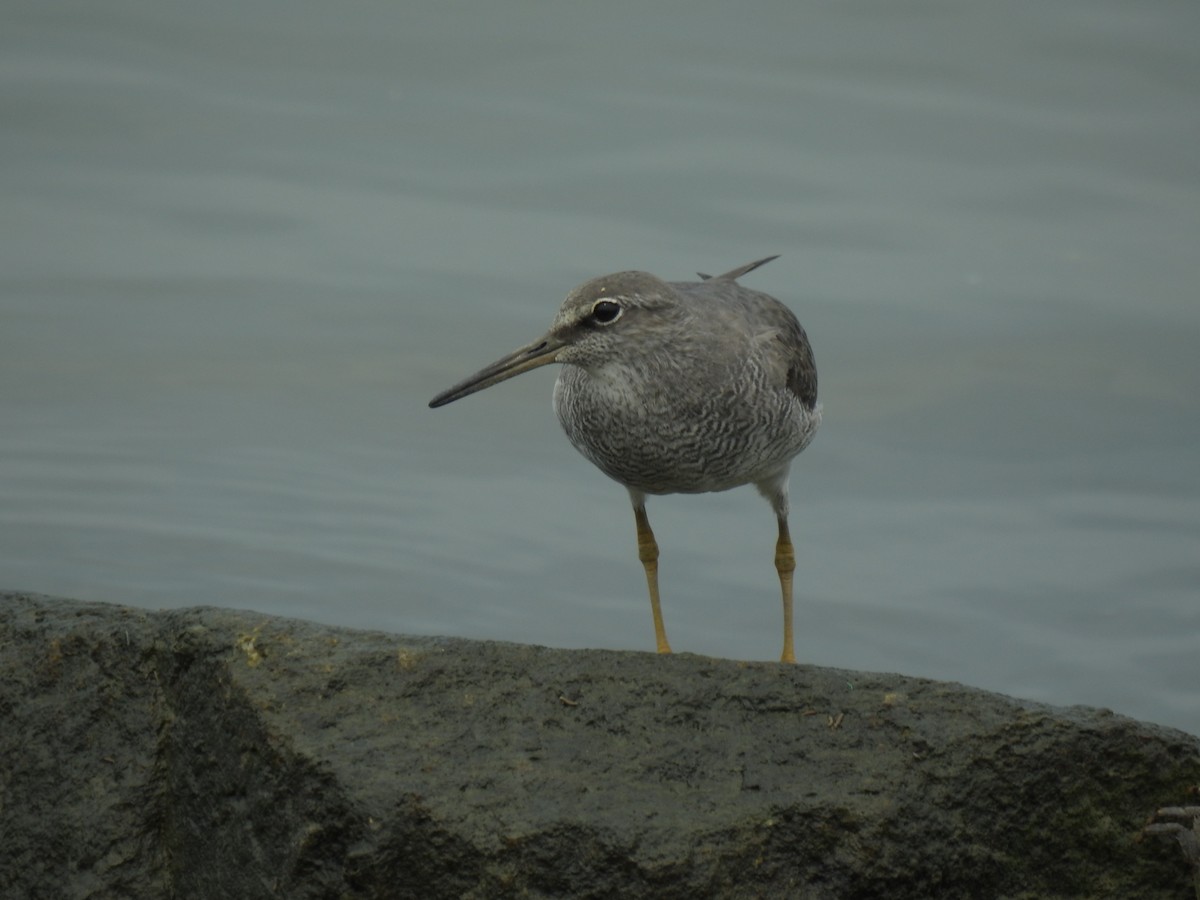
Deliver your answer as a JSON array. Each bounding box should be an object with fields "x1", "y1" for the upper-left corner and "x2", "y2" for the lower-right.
[{"x1": 552, "y1": 362, "x2": 817, "y2": 495}]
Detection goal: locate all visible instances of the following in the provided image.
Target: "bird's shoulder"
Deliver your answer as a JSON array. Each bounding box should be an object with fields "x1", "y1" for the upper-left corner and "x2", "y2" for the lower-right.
[{"x1": 673, "y1": 282, "x2": 818, "y2": 410}]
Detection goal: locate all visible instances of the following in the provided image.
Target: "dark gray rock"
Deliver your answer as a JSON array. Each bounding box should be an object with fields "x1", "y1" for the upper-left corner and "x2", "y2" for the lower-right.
[{"x1": 2, "y1": 591, "x2": 1197, "y2": 899}]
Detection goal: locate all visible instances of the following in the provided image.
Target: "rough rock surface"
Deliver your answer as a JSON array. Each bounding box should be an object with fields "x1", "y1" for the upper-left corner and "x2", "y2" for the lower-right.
[{"x1": 2, "y1": 591, "x2": 1197, "y2": 899}]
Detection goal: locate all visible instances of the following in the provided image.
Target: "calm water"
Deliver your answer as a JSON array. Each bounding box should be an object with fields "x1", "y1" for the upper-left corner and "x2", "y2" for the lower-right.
[{"x1": 3, "y1": 1, "x2": 1198, "y2": 736}]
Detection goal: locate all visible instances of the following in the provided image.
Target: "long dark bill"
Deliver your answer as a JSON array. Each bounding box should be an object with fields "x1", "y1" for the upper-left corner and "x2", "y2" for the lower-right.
[{"x1": 428, "y1": 335, "x2": 565, "y2": 408}]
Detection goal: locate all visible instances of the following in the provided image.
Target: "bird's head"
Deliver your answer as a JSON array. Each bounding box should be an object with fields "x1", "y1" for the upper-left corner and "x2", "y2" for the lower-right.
[{"x1": 428, "y1": 271, "x2": 684, "y2": 408}]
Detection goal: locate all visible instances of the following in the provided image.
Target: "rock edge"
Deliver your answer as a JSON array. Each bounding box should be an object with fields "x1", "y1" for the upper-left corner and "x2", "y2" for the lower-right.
[{"x1": 2, "y1": 591, "x2": 1197, "y2": 899}]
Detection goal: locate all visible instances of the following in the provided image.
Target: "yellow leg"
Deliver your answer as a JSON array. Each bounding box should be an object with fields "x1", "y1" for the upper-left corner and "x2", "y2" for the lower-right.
[
  {"x1": 634, "y1": 504, "x2": 672, "y2": 654},
  {"x1": 775, "y1": 515, "x2": 796, "y2": 664}
]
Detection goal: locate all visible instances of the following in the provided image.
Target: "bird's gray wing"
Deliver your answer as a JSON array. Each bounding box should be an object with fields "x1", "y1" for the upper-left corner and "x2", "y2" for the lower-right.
[
  {"x1": 783, "y1": 328, "x2": 818, "y2": 411},
  {"x1": 677, "y1": 263, "x2": 817, "y2": 410},
  {"x1": 750, "y1": 296, "x2": 818, "y2": 411}
]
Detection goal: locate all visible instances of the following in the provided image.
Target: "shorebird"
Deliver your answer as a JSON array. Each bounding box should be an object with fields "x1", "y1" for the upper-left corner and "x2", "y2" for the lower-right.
[{"x1": 428, "y1": 257, "x2": 820, "y2": 662}]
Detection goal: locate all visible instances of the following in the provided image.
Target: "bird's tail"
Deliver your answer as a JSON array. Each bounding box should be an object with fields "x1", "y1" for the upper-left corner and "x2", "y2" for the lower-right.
[{"x1": 697, "y1": 255, "x2": 780, "y2": 282}]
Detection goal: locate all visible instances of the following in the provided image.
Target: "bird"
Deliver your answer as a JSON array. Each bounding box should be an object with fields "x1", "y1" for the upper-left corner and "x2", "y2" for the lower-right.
[{"x1": 428, "y1": 256, "x2": 820, "y2": 663}]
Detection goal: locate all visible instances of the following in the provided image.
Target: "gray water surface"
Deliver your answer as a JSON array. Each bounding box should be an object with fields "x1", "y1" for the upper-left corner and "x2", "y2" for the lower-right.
[{"x1": 3, "y1": 0, "x2": 1198, "y2": 735}]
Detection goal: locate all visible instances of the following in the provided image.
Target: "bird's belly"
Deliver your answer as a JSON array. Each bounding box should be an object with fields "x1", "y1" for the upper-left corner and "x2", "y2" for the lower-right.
[{"x1": 553, "y1": 369, "x2": 818, "y2": 495}]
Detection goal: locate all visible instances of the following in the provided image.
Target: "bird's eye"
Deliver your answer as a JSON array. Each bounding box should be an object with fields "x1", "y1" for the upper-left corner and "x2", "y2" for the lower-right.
[{"x1": 592, "y1": 300, "x2": 622, "y2": 324}]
